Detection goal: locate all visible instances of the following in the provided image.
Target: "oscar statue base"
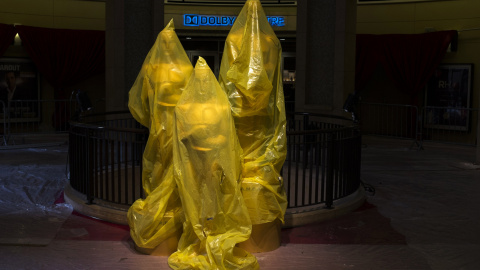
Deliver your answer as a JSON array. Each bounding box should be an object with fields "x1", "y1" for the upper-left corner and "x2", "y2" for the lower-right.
[
  {"x1": 238, "y1": 219, "x2": 282, "y2": 253},
  {"x1": 134, "y1": 219, "x2": 282, "y2": 256},
  {"x1": 134, "y1": 231, "x2": 181, "y2": 256}
]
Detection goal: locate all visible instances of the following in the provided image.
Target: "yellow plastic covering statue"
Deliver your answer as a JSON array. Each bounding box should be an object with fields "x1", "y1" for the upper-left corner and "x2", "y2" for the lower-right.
[
  {"x1": 168, "y1": 57, "x2": 259, "y2": 270},
  {"x1": 127, "y1": 19, "x2": 193, "y2": 249},
  {"x1": 218, "y1": 0, "x2": 288, "y2": 229}
]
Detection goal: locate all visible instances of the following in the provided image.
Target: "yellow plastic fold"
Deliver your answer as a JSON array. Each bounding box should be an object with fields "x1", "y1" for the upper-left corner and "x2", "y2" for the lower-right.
[
  {"x1": 127, "y1": 19, "x2": 193, "y2": 249},
  {"x1": 168, "y1": 57, "x2": 259, "y2": 270},
  {"x1": 218, "y1": 0, "x2": 288, "y2": 225}
]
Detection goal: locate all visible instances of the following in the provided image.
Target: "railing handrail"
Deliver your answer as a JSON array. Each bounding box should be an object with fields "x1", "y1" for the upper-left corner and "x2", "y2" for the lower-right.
[
  {"x1": 286, "y1": 125, "x2": 358, "y2": 135},
  {"x1": 74, "y1": 110, "x2": 357, "y2": 135},
  {"x1": 424, "y1": 105, "x2": 479, "y2": 110},
  {"x1": 70, "y1": 120, "x2": 148, "y2": 134},
  {"x1": 81, "y1": 110, "x2": 133, "y2": 119},
  {"x1": 359, "y1": 101, "x2": 419, "y2": 108},
  {"x1": 79, "y1": 110, "x2": 356, "y2": 124},
  {"x1": 358, "y1": 102, "x2": 479, "y2": 111},
  {"x1": 288, "y1": 111, "x2": 354, "y2": 122}
]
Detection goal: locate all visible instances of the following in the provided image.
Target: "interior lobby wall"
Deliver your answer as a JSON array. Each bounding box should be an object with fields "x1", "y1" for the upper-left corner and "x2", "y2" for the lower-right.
[
  {"x1": 0, "y1": 0, "x2": 107, "y2": 116},
  {"x1": 0, "y1": 0, "x2": 105, "y2": 30},
  {"x1": 357, "y1": 0, "x2": 480, "y2": 109}
]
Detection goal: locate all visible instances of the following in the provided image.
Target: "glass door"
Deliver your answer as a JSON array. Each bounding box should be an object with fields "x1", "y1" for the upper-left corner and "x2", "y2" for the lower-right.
[
  {"x1": 187, "y1": 51, "x2": 220, "y2": 78},
  {"x1": 282, "y1": 52, "x2": 296, "y2": 113}
]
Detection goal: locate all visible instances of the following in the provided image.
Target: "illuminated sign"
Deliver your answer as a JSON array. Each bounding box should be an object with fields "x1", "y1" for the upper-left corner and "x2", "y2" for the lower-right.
[
  {"x1": 184, "y1": 14, "x2": 235, "y2": 26},
  {"x1": 267, "y1": 16, "x2": 285, "y2": 27},
  {"x1": 183, "y1": 14, "x2": 285, "y2": 27}
]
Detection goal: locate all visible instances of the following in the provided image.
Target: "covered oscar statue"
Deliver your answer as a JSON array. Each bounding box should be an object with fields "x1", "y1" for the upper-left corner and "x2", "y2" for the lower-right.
[
  {"x1": 218, "y1": 0, "x2": 288, "y2": 252},
  {"x1": 127, "y1": 19, "x2": 193, "y2": 254},
  {"x1": 168, "y1": 57, "x2": 259, "y2": 270}
]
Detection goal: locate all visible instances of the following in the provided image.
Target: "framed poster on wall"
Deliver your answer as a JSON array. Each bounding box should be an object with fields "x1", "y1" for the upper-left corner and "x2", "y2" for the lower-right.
[
  {"x1": 0, "y1": 58, "x2": 40, "y2": 122},
  {"x1": 424, "y1": 64, "x2": 473, "y2": 131}
]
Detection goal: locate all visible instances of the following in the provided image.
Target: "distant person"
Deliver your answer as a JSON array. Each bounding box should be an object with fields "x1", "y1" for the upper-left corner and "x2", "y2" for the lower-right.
[
  {"x1": 0, "y1": 71, "x2": 31, "y2": 116},
  {"x1": 0, "y1": 71, "x2": 18, "y2": 113},
  {"x1": 1, "y1": 71, "x2": 18, "y2": 102}
]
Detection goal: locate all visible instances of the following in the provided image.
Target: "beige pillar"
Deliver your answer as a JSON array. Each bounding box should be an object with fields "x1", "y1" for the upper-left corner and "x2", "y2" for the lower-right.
[
  {"x1": 295, "y1": 0, "x2": 356, "y2": 115},
  {"x1": 476, "y1": 107, "x2": 480, "y2": 164},
  {"x1": 105, "y1": 0, "x2": 164, "y2": 112}
]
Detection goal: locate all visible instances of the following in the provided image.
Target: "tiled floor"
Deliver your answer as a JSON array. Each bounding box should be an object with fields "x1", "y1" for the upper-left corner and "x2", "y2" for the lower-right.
[{"x1": 1, "y1": 136, "x2": 480, "y2": 269}]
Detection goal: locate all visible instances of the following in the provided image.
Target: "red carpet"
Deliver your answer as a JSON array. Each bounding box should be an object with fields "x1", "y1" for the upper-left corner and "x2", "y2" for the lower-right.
[
  {"x1": 281, "y1": 202, "x2": 406, "y2": 245},
  {"x1": 55, "y1": 199, "x2": 405, "y2": 245},
  {"x1": 55, "y1": 211, "x2": 130, "y2": 242}
]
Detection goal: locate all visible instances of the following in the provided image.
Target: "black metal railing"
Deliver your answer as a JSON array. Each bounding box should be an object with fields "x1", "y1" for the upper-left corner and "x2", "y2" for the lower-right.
[
  {"x1": 69, "y1": 111, "x2": 148, "y2": 205},
  {"x1": 69, "y1": 111, "x2": 362, "y2": 210},
  {"x1": 1, "y1": 100, "x2": 8, "y2": 145},
  {"x1": 285, "y1": 112, "x2": 361, "y2": 208},
  {"x1": 1, "y1": 99, "x2": 79, "y2": 146},
  {"x1": 358, "y1": 102, "x2": 480, "y2": 149}
]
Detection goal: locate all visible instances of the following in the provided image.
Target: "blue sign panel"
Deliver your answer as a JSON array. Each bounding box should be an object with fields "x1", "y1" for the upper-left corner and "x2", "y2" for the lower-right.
[
  {"x1": 183, "y1": 14, "x2": 285, "y2": 27},
  {"x1": 184, "y1": 14, "x2": 235, "y2": 26},
  {"x1": 267, "y1": 16, "x2": 285, "y2": 27}
]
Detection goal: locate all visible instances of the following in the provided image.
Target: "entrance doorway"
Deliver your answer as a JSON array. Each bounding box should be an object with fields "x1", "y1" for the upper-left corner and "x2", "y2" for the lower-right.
[{"x1": 187, "y1": 51, "x2": 220, "y2": 78}]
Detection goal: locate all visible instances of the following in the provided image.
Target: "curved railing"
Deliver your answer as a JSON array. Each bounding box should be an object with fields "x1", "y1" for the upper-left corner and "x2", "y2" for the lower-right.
[
  {"x1": 69, "y1": 111, "x2": 148, "y2": 206},
  {"x1": 285, "y1": 112, "x2": 361, "y2": 208},
  {"x1": 68, "y1": 111, "x2": 361, "y2": 211}
]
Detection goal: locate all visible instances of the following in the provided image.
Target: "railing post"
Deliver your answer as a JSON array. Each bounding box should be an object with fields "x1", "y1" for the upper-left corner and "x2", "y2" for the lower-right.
[
  {"x1": 411, "y1": 105, "x2": 424, "y2": 150},
  {"x1": 302, "y1": 113, "x2": 310, "y2": 166},
  {"x1": 1, "y1": 100, "x2": 6, "y2": 145},
  {"x1": 85, "y1": 128, "x2": 94, "y2": 204},
  {"x1": 476, "y1": 108, "x2": 480, "y2": 165},
  {"x1": 325, "y1": 132, "x2": 334, "y2": 209},
  {"x1": 1, "y1": 100, "x2": 13, "y2": 145},
  {"x1": 68, "y1": 127, "x2": 74, "y2": 186}
]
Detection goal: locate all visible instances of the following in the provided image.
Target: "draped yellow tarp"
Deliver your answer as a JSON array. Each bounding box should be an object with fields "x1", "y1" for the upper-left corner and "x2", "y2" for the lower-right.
[
  {"x1": 127, "y1": 19, "x2": 193, "y2": 249},
  {"x1": 218, "y1": 0, "x2": 288, "y2": 226},
  {"x1": 168, "y1": 57, "x2": 258, "y2": 270}
]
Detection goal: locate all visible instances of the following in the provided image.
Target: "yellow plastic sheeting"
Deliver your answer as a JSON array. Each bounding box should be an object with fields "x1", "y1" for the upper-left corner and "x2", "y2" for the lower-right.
[
  {"x1": 168, "y1": 57, "x2": 259, "y2": 270},
  {"x1": 127, "y1": 19, "x2": 193, "y2": 249},
  {"x1": 218, "y1": 0, "x2": 287, "y2": 225}
]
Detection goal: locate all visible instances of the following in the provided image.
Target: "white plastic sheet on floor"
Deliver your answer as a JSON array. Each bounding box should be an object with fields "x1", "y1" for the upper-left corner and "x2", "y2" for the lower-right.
[{"x1": 0, "y1": 146, "x2": 72, "y2": 246}]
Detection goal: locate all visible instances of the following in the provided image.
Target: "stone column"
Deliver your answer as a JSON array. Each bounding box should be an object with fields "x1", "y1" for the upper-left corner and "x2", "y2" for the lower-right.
[
  {"x1": 295, "y1": 0, "x2": 356, "y2": 115},
  {"x1": 105, "y1": 0, "x2": 164, "y2": 111},
  {"x1": 476, "y1": 106, "x2": 480, "y2": 164}
]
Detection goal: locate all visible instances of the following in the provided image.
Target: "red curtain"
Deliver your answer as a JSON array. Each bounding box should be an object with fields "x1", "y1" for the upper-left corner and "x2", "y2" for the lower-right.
[
  {"x1": 16, "y1": 25, "x2": 105, "y2": 99},
  {"x1": 355, "y1": 30, "x2": 457, "y2": 104},
  {"x1": 355, "y1": 34, "x2": 381, "y2": 94},
  {"x1": 16, "y1": 25, "x2": 105, "y2": 129},
  {"x1": 379, "y1": 30, "x2": 457, "y2": 102},
  {"x1": 0, "y1": 24, "x2": 17, "y2": 58}
]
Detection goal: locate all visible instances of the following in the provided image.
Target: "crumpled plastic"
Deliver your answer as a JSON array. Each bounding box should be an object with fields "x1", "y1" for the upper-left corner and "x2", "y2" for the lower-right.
[
  {"x1": 0, "y1": 159, "x2": 72, "y2": 246},
  {"x1": 168, "y1": 57, "x2": 259, "y2": 270},
  {"x1": 218, "y1": 0, "x2": 288, "y2": 225},
  {"x1": 127, "y1": 19, "x2": 193, "y2": 249}
]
